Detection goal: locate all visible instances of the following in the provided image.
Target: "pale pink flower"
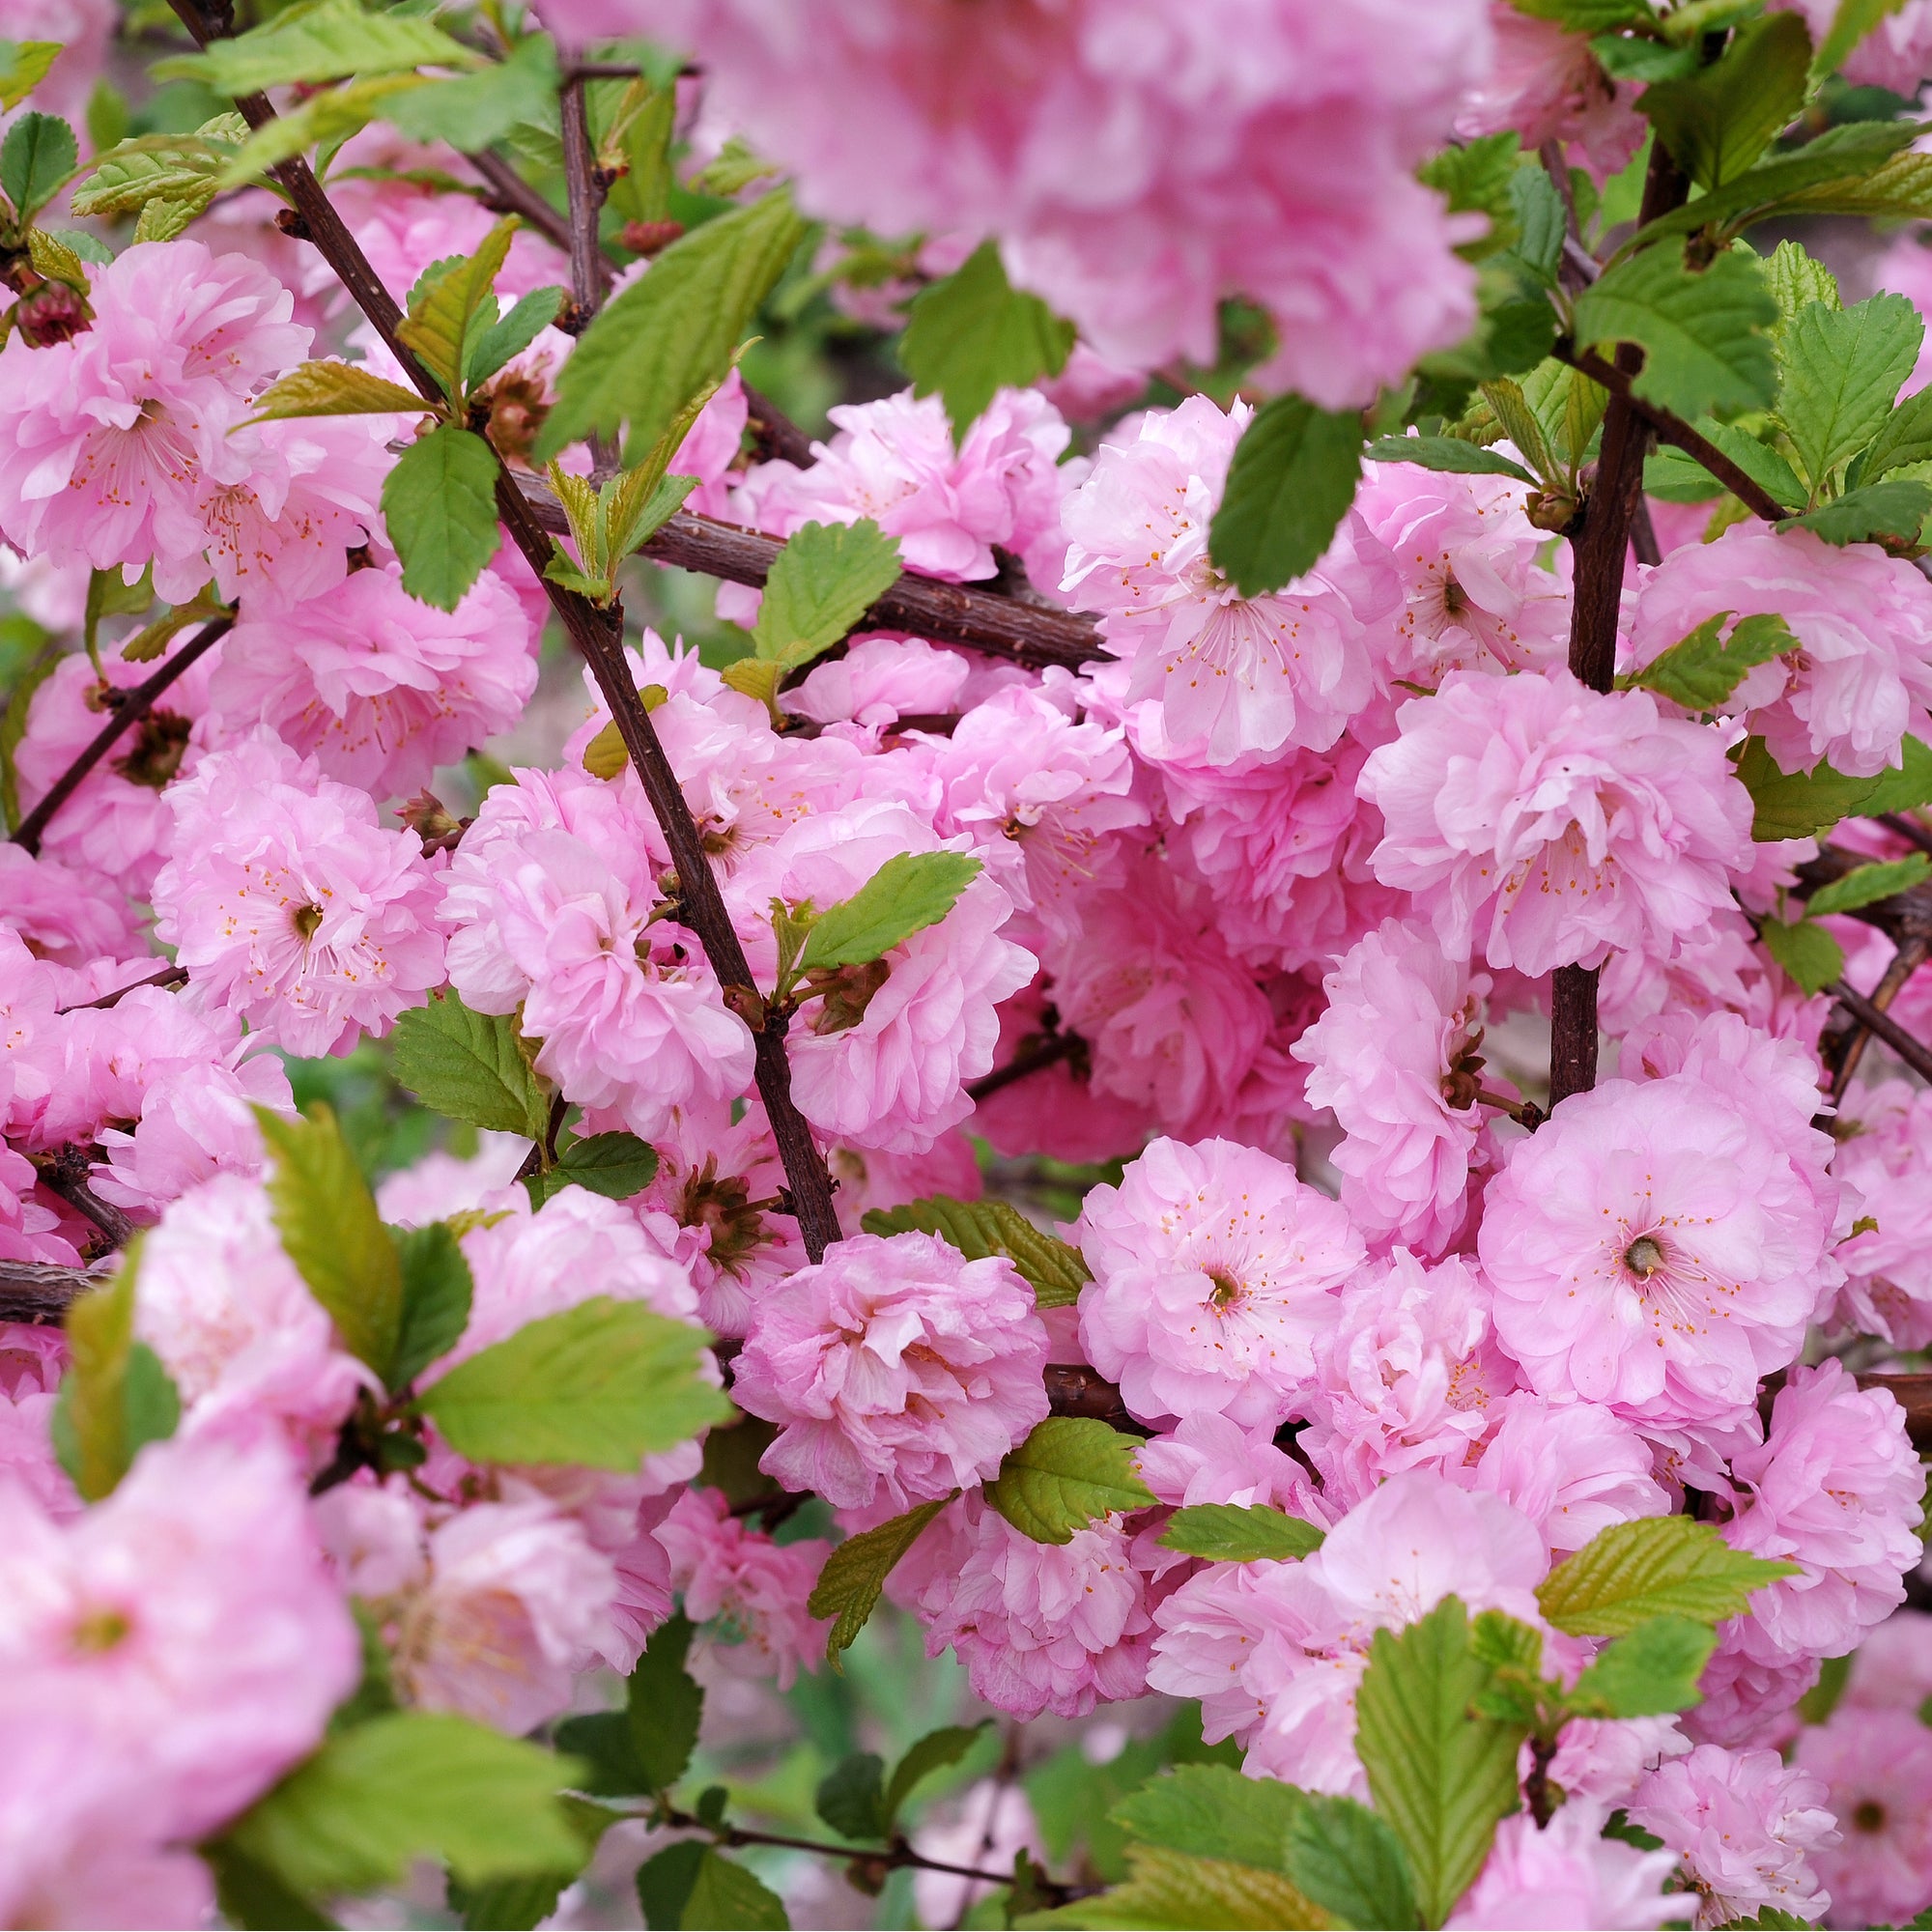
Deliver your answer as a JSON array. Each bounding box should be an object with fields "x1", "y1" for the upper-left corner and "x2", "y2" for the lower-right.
[
  {"x1": 912, "y1": 1782, "x2": 1048, "y2": 1931},
  {"x1": 374, "y1": 1132, "x2": 533, "y2": 1230},
  {"x1": 1830, "y1": 1078, "x2": 1932, "y2": 1348},
  {"x1": 1455, "y1": 4, "x2": 1648, "y2": 182},
  {"x1": 1840, "y1": 1606, "x2": 1932, "y2": 1714},
  {"x1": 1361, "y1": 668, "x2": 1752, "y2": 976},
  {"x1": 786, "y1": 635, "x2": 970, "y2": 730},
  {"x1": 1775, "y1": 0, "x2": 1932, "y2": 93},
  {"x1": 311, "y1": 1481, "x2": 427, "y2": 1602},
  {"x1": 1481, "y1": 1075, "x2": 1829, "y2": 1429},
  {"x1": 153, "y1": 733, "x2": 446, "y2": 1057},
  {"x1": 1470, "y1": 1393, "x2": 1669, "y2": 1554},
  {"x1": 1626, "y1": 526, "x2": 1932, "y2": 780},
  {"x1": 1686, "y1": 1638, "x2": 1820, "y2": 1751},
  {"x1": 0, "y1": 845, "x2": 140, "y2": 970},
  {"x1": 0, "y1": 1326, "x2": 76, "y2": 1521},
  {"x1": 1077, "y1": 1135, "x2": 1361, "y2": 1429},
  {"x1": 1293, "y1": 918, "x2": 1492, "y2": 1256},
  {"x1": 1445, "y1": 1805, "x2": 1679, "y2": 1931},
  {"x1": 1062, "y1": 397, "x2": 1400, "y2": 764},
  {"x1": 93, "y1": 1055, "x2": 295, "y2": 1219},
  {"x1": 827, "y1": 1127, "x2": 982, "y2": 1241},
  {"x1": 213, "y1": 562, "x2": 537, "y2": 799},
  {"x1": 732, "y1": 1229, "x2": 1049, "y2": 1511},
  {"x1": 1137, "y1": 1411, "x2": 1326, "y2": 1516},
  {"x1": 673, "y1": 367, "x2": 750, "y2": 520},
  {"x1": 1878, "y1": 228, "x2": 1932, "y2": 398},
  {"x1": 1038, "y1": 343, "x2": 1150, "y2": 423},
  {"x1": 654, "y1": 1486, "x2": 831, "y2": 1690},
  {"x1": 1793, "y1": 1706, "x2": 1932, "y2": 1929},
  {"x1": 0, "y1": 1143, "x2": 76, "y2": 1267},
  {"x1": 1626, "y1": 1744, "x2": 1837, "y2": 1930}
]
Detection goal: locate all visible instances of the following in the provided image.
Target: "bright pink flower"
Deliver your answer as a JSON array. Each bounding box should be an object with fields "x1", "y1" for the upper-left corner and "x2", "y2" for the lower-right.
[
  {"x1": 1840, "y1": 1606, "x2": 1932, "y2": 1714},
  {"x1": 1470, "y1": 1393, "x2": 1669, "y2": 1554},
  {"x1": 213, "y1": 562, "x2": 537, "y2": 799},
  {"x1": 1293, "y1": 919, "x2": 1492, "y2": 1255},
  {"x1": 1686, "y1": 1637, "x2": 1820, "y2": 1751},
  {"x1": 1361, "y1": 668, "x2": 1752, "y2": 976},
  {"x1": 1445, "y1": 1805, "x2": 1679, "y2": 1931},
  {"x1": 1076, "y1": 1136, "x2": 1361, "y2": 1429},
  {"x1": 1062, "y1": 398, "x2": 1400, "y2": 764},
  {"x1": 1480, "y1": 1076, "x2": 1829, "y2": 1429},
  {"x1": 93, "y1": 1053, "x2": 295, "y2": 1219},
  {"x1": 0, "y1": 1326, "x2": 76, "y2": 1522},
  {"x1": 654, "y1": 1486, "x2": 831, "y2": 1690},
  {"x1": 786, "y1": 635, "x2": 970, "y2": 730},
  {"x1": 732, "y1": 1229, "x2": 1049, "y2": 1511},
  {"x1": 1137, "y1": 1412, "x2": 1327, "y2": 1516},
  {"x1": 153, "y1": 733, "x2": 446, "y2": 1057},
  {"x1": 0, "y1": 1143, "x2": 78, "y2": 1267},
  {"x1": 1626, "y1": 1744, "x2": 1837, "y2": 1930},
  {"x1": 1830, "y1": 1078, "x2": 1932, "y2": 1348},
  {"x1": 1793, "y1": 1706, "x2": 1932, "y2": 1929},
  {"x1": 1626, "y1": 526, "x2": 1932, "y2": 781},
  {"x1": 0, "y1": 844, "x2": 140, "y2": 970},
  {"x1": 1455, "y1": 4, "x2": 1648, "y2": 181}
]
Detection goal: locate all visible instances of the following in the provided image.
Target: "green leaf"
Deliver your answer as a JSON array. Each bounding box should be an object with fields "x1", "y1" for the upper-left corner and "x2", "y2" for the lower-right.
[
  {"x1": 0, "y1": 112, "x2": 75, "y2": 222},
  {"x1": 752, "y1": 518, "x2": 904, "y2": 668},
  {"x1": 157, "y1": 0, "x2": 480, "y2": 95},
  {"x1": 1676, "y1": 415, "x2": 1808, "y2": 511},
  {"x1": 1719, "y1": 1913, "x2": 1813, "y2": 1930},
  {"x1": 1592, "y1": 33, "x2": 1700, "y2": 81},
  {"x1": 391, "y1": 989, "x2": 551, "y2": 1140},
  {"x1": 213, "y1": 72, "x2": 425, "y2": 185},
  {"x1": 630, "y1": 1611, "x2": 704, "y2": 1792},
  {"x1": 1807, "y1": 851, "x2": 1932, "y2": 915},
  {"x1": 386, "y1": 1222, "x2": 473, "y2": 1392},
  {"x1": 679, "y1": 1850, "x2": 789, "y2": 1929},
  {"x1": 809, "y1": 1497, "x2": 952, "y2": 1662},
  {"x1": 1418, "y1": 133, "x2": 1522, "y2": 240},
  {"x1": 799, "y1": 850, "x2": 982, "y2": 973},
  {"x1": 1364, "y1": 436, "x2": 1536, "y2": 484},
  {"x1": 882, "y1": 1723, "x2": 991, "y2": 1830},
  {"x1": 815, "y1": 1752, "x2": 889, "y2": 1840},
  {"x1": 1537, "y1": 1516, "x2": 1801, "y2": 1636},
  {"x1": 50, "y1": 1257, "x2": 181, "y2": 1503},
  {"x1": 248, "y1": 360, "x2": 430, "y2": 423},
  {"x1": 985, "y1": 1416, "x2": 1156, "y2": 1546},
  {"x1": 1622, "y1": 610, "x2": 1794, "y2": 710},
  {"x1": 39, "y1": 225, "x2": 110, "y2": 268},
  {"x1": 0, "y1": 42, "x2": 61, "y2": 113},
  {"x1": 400, "y1": 220, "x2": 519, "y2": 399},
  {"x1": 1812, "y1": 0, "x2": 1915, "y2": 75},
  {"x1": 418, "y1": 1296, "x2": 731, "y2": 1471},
  {"x1": 203, "y1": 1840, "x2": 337, "y2": 1931},
  {"x1": 1851, "y1": 383, "x2": 1932, "y2": 482},
  {"x1": 1207, "y1": 394, "x2": 1365, "y2": 599},
  {"x1": 551, "y1": 1711, "x2": 649, "y2": 1797},
  {"x1": 71, "y1": 128, "x2": 237, "y2": 218},
  {"x1": 384, "y1": 36, "x2": 561, "y2": 155},
  {"x1": 638, "y1": 1842, "x2": 708, "y2": 1930},
  {"x1": 1571, "y1": 240, "x2": 1777, "y2": 423},
  {"x1": 1020, "y1": 1845, "x2": 1326, "y2": 1931},
  {"x1": 449, "y1": 1799, "x2": 619, "y2": 1932},
  {"x1": 1759, "y1": 915, "x2": 1847, "y2": 995},
  {"x1": 259, "y1": 1104, "x2": 402, "y2": 1376},
  {"x1": 1353, "y1": 1598, "x2": 1525, "y2": 1930},
  {"x1": 900, "y1": 239, "x2": 1076, "y2": 435},
  {"x1": 1736, "y1": 733, "x2": 1887, "y2": 838},
  {"x1": 1778, "y1": 478, "x2": 1932, "y2": 545},
  {"x1": 1776, "y1": 292, "x2": 1922, "y2": 488},
  {"x1": 466, "y1": 285, "x2": 567, "y2": 390},
  {"x1": 83, "y1": 563, "x2": 153, "y2": 664},
  {"x1": 1109, "y1": 1763, "x2": 1298, "y2": 1874},
  {"x1": 1157, "y1": 1503, "x2": 1327, "y2": 1564},
  {"x1": 1639, "y1": 11, "x2": 1811, "y2": 189},
  {"x1": 1796, "y1": 1649, "x2": 1854, "y2": 1724},
  {"x1": 1763, "y1": 240, "x2": 1841, "y2": 337},
  {"x1": 539, "y1": 188, "x2": 810, "y2": 466},
  {"x1": 382, "y1": 424, "x2": 501, "y2": 611},
  {"x1": 527, "y1": 1131, "x2": 659, "y2": 1208},
  {"x1": 1567, "y1": 1615, "x2": 1719, "y2": 1718},
  {"x1": 1506, "y1": 0, "x2": 1657, "y2": 25},
  {"x1": 1282, "y1": 1792, "x2": 1423, "y2": 1932},
  {"x1": 859, "y1": 1195, "x2": 1092, "y2": 1309},
  {"x1": 0, "y1": 648, "x2": 56, "y2": 835},
  {"x1": 1857, "y1": 734, "x2": 1932, "y2": 814},
  {"x1": 223, "y1": 1713, "x2": 582, "y2": 1897}
]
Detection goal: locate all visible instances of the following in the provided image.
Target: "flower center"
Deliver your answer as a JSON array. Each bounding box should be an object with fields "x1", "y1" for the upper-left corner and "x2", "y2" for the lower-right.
[
  {"x1": 1208, "y1": 1270, "x2": 1244, "y2": 1310},
  {"x1": 70, "y1": 1605, "x2": 131, "y2": 1654},
  {"x1": 1854, "y1": 1800, "x2": 1887, "y2": 1833},
  {"x1": 292, "y1": 902, "x2": 325, "y2": 941},
  {"x1": 1440, "y1": 577, "x2": 1466, "y2": 615},
  {"x1": 1623, "y1": 1235, "x2": 1666, "y2": 1280}
]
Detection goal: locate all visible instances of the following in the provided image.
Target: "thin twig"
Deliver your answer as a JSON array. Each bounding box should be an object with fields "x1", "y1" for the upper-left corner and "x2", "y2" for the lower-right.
[
  {"x1": 557, "y1": 67, "x2": 610, "y2": 326},
  {"x1": 57, "y1": 964, "x2": 189, "y2": 1013},
  {"x1": 464, "y1": 146, "x2": 584, "y2": 270},
  {"x1": 1832, "y1": 977, "x2": 1932, "y2": 1087},
  {"x1": 1832, "y1": 937, "x2": 1928, "y2": 1101},
  {"x1": 966, "y1": 1031, "x2": 1076, "y2": 1103},
  {"x1": 37, "y1": 1151, "x2": 137, "y2": 1250},
  {"x1": 11, "y1": 617, "x2": 232, "y2": 854}
]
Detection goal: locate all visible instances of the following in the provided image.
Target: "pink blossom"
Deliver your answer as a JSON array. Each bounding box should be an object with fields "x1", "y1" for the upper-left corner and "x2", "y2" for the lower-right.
[
  {"x1": 1455, "y1": 5, "x2": 1648, "y2": 182},
  {"x1": 1480, "y1": 1075, "x2": 1829, "y2": 1428},
  {"x1": 1626, "y1": 526, "x2": 1932, "y2": 781},
  {"x1": 826, "y1": 1127, "x2": 982, "y2": 1241},
  {"x1": 673, "y1": 367, "x2": 750, "y2": 519},
  {"x1": 1830, "y1": 1078, "x2": 1932, "y2": 1348},
  {"x1": 1879, "y1": 229, "x2": 1932, "y2": 399},
  {"x1": 786, "y1": 635, "x2": 970, "y2": 730},
  {"x1": 1076, "y1": 1136, "x2": 1361, "y2": 1429},
  {"x1": 0, "y1": 844, "x2": 140, "y2": 969},
  {"x1": 1361, "y1": 668, "x2": 1752, "y2": 976},
  {"x1": 1445, "y1": 1805, "x2": 1679, "y2": 1930},
  {"x1": 374, "y1": 1132, "x2": 535, "y2": 1230},
  {"x1": 213, "y1": 562, "x2": 537, "y2": 799},
  {"x1": 0, "y1": 242, "x2": 309, "y2": 597},
  {"x1": 1793, "y1": 1706, "x2": 1932, "y2": 1929},
  {"x1": 912, "y1": 1781, "x2": 1048, "y2": 1931},
  {"x1": 2, "y1": 0, "x2": 116, "y2": 118},
  {"x1": 1293, "y1": 919, "x2": 1492, "y2": 1255},
  {"x1": 153, "y1": 733, "x2": 446, "y2": 1057},
  {"x1": 1138, "y1": 1411, "x2": 1327, "y2": 1517},
  {"x1": 1038, "y1": 343, "x2": 1150, "y2": 424},
  {"x1": 1775, "y1": 0, "x2": 1932, "y2": 93},
  {"x1": 0, "y1": 1325, "x2": 76, "y2": 1521},
  {"x1": 1840, "y1": 1605, "x2": 1932, "y2": 1714},
  {"x1": 93, "y1": 1054, "x2": 295, "y2": 1218},
  {"x1": 654, "y1": 1487, "x2": 831, "y2": 1690},
  {"x1": 1470, "y1": 1393, "x2": 1669, "y2": 1554},
  {"x1": 902, "y1": 1493, "x2": 1155, "y2": 1720},
  {"x1": 1721, "y1": 1361, "x2": 1922, "y2": 1665},
  {"x1": 1686, "y1": 1637, "x2": 1820, "y2": 1750},
  {"x1": 1062, "y1": 398, "x2": 1400, "y2": 764},
  {"x1": 1626, "y1": 1744, "x2": 1837, "y2": 1929},
  {"x1": 0, "y1": 1143, "x2": 76, "y2": 1267},
  {"x1": 732, "y1": 1229, "x2": 1049, "y2": 1511}
]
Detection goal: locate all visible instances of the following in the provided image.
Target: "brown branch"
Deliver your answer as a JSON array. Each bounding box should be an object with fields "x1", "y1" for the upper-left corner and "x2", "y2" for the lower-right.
[
  {"x1": 11, "y1": 617, "x2": 232, "y2": 854},
  {"x1": 464, "y1": 146, "x2": 582, "y2": 270},
  {"x1": 1830, "y1": 977, "x2": 1932, "y2": 1087},
  {"x1": 164, "y1": 0, "x2": 844, "y2": 1262},
  {"x1": 966, "y1": 1031, "x2": 1076, "y2": 1103},
  {"x1": 1832, "y1": 937, "x2": 1928, "y2": 1100},
  {"x1": 1043, "y1": 1363, "x2": 1148, "y2": 1434},
  {"x1": 556, "y1": 69, "x2": 610, "y2": 327},
  {"x1": 58, "y1": 964, "x2": 189, "y2": 1013},
  {"x1": 740, "y1": 383, "x2": 816, "y2": 469},
  {"x1": 0, "y1": 1258, "x2": 106, "y2": 1322},
  {"x1": 36, "y1": 1148, "x2": 137, "y2": 1250}
]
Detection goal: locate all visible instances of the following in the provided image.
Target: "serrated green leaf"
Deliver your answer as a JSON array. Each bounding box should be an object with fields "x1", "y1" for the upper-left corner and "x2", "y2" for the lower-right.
[
  {"x1": 1762, "y1": 240, "x2": 1841, "y2": 338},
  {"x1": 799, "y1": 850, "x2": 981, "y2": 973},
  {"x1": 249, "y1": 359, "x2": 430, "y2": 423},
  {"x1": 1537, "y1": 1517, "x2": 1801, "y2": 1636},
  {"x1": 809, "y1": 1498, "x2": 952, "y2": 1662},
  {"x1": 1508, "y1": 164, "x2": 1568, "y2": 286},
  {"x1": 1859, "y1": 734, "x2": 1932, "y2": 814},
  {"x1": 466, "y1": 284, "x2": 566, "y2": 390},
  {"x1": 815, "y1": 1752, "x2": 889, "y2": 1841},
  {"x1": 1157, "y1": 1503, "x2": 1327, "y2": 1564},
  {"x1": 418, "y1": 1296, "x2": 730, "y2": 1471},
  {"x1": 132, "y1": 196, "x2": 197, "y2": 243},
  {"x1": 552, "y1": 1711, "x2": 651, "y2": 1798},
  {"x1": 1592, "y1": 33, "x2": 1700, "y2": 81},
  {"x1": 1640, "y1": 12, "x2": 1811, "y2": 189},
  {"x1": 900, "y1": 239, "x2": 1076, "y2": 435},
  {"x1": 540, "y1": 188, "x2": 809, "y2": 466},
  {"x1": 39, "y1": 225, "x2": 109, "y2": 267},
  {"x1": 1622, "y1": 610, "x2": 1794, "y2": 710},
  {"x1": 386, "y1": 1221, "x2": 473, "y2": 1392},
  {"x1": 223, "y1": 1713, "x2": 582, "y2": 1897},
  {"x1": 0, "y1": 648, "x2": 56, "y2": 835},
  {"x1": 638, "y1": 1841, "x2": 708, "y2": 1930},
  {"x1": 259, "y1": 1103, "x2": 402, "y2": 1376},
  {"x1": 1, "y1": 112, "x2": 75, "y2": 222},
  {"x1": 1853, "y1": 384, "x2": 1932, "y2": 484},
  {"x1": 1478, "y1": 377, "x2": 1557, "y2": 480},
  {"x1": 1807, "y1": 851, "x2": 1932, "y2": 916},
  {"x1": 1677, "y1": 415, "x2": 1807, "y2": 510},
  {"x1": 527, "y1": 1130, "x2": 660, "y2": 1208},
  {"x1": 1283, "y1": 1792, "x2": 1422, "y2": 1932},
  {"x1": 1208, "y1": 394, "x2": 1365, "y2": 599},
  {"x1": 1777, "y1": 292, "x2": 1923, "y2": 488},
  {"x1": 0, "y1": 42, "x2": 61, "y2": 114},
  {"x1": 1109, "y1": 1763, "x2": 1299, "y2": 1875},
  {"x1": 630, "y1": 1612, "x2": 704, "y2": 1792},
  {"x1": 1572, "y1": 241, "x2": 1777, "y2": 423},
  {"x1": 1365, "y1": 436, "x2": 1535, "y2": 484},
  {"x1": 677, "y1": 1850, "x2": 789, "y2": 1930},
  {"x1": 1778, "y1": 478, "x2": 1932, "y2": 545},
  {"x1": 1418, "y1": 133, "x2": 1522, "y2": 238},
  {"x1": 384, "y1": 36, "x2": 560, "y2": 155},
  {"x1": 1567, "y1": 1615, "x2": 1718, "y2": 1718},
  {"x1": 158, "y1": 0, "x2": 481, "y2": 95},
  {"x1": 985, "y1": 1416, "x2": 1156, "y2": 1546},
  {"x1": 74, "y1": 128, "x2": 238, "y2": 215},
  {"x1": 382, "y1": 424, "x2": 501, "y2": 611},
  {"x1": 214, "y1": 72, "x2": 426, "y2": 185},
  {"x1": 753, "y1": 518, "x2": 904, "y2": 668},
  {"x1": 1020, "y1": 1844, "x2": 1327, "y2": 1930},
  {"x1": 882, "y1": 1722, "x2": 991, "y2": 1830},
  {"x1": 400, "y1": 220, "x2": 518, "y2": 399},
  {"x1": 391, "y1": 989, "x2": 550, "y2": 1139},
  {"x1": 859, "y1": 1195, "x2": 1092, "y2": 1309},
  {"x1": 1736, "y1": 733, "x2": 1886, "y2": 838},
  {"x1": 1353, "y1": 1598, "x2": 1524, "y2": 1929},
  {"x1": 50, "y1": 1255, "x2": 180, "y2": 1503}
]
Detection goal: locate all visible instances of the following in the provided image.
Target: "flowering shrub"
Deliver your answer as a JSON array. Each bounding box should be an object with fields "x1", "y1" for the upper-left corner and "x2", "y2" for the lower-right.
[{"x1": 6, "y1": 3, "x2": 1932, "y2": 1928}]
